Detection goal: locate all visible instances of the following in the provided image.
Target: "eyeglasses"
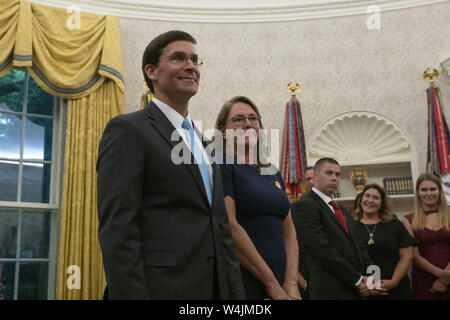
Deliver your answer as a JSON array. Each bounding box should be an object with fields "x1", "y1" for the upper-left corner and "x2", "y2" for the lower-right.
[
  {"x1": 161, "y1": 53, "x2": 203, "y2": 67},
  {"x1": 225, "y1": 114, "x2": 261, "y2": 127}
]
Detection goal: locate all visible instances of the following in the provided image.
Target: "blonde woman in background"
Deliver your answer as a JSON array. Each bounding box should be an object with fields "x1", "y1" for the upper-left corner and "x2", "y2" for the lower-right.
[{"x1": 403, "y1": 173, "x2": 450, "y2": 300}]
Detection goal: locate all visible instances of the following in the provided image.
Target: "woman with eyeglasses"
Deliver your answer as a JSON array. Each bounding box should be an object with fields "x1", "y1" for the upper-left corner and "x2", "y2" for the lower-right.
[
  {"x1": 402, "y1": 173, "x2": 450, "y2": 300},
  {"x1": 353, "y1": 184, "x2": 415, "y2": 299},
  {"x1": 214, "y1": 96, "x2": 302, "y2": 300}
]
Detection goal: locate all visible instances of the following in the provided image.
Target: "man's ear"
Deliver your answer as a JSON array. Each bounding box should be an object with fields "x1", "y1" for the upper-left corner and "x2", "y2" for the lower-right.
[{"x1": 145, "y1": 64, "x2": 157, "y2": 81}]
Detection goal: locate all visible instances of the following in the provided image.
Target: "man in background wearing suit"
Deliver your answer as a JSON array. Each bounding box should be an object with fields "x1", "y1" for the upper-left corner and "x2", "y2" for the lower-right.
[
  {"x1": 97, "y1": 30, "x2": 245, "y2": 299},
  {"x1": 292, "y1": 158, "x2": 386, "y2": 299},
  {"x1": 303, "y1": 166, "x2": 315, "y2": 192}
]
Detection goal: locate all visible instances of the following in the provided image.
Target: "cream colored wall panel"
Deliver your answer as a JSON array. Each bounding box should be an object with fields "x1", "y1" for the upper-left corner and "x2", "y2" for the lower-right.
[{"x1": 117, "y1": 2, "x2": 450, "y2": 173}]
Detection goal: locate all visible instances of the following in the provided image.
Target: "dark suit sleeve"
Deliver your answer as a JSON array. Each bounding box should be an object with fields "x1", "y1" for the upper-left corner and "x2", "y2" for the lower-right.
[
  {"x1": 292, "y1": 200, "x2": 362, "y2": 287},
  {"x1": 214, "y1": 164, "x2": 246, "y2": 299},
  {"x1": 97, "y1": 115, "x2": 150, "y2": 299}
]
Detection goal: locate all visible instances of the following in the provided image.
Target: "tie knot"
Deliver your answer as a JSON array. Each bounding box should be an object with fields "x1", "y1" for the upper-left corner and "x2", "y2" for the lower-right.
[
  {"x1": 182, "y1": 118, "x2": 192, "y2": 130},
  {"x1": 329, "y1": 200, "x2": 338, "y2": 209}
]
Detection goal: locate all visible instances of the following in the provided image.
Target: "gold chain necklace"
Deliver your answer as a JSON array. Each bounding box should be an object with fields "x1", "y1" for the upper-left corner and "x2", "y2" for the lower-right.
[{"x1": 364, "y1": 224, "x2": 378, "y2": 245}]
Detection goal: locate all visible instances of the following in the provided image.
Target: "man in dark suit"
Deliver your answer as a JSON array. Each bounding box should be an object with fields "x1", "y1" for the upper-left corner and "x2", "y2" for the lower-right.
[
  {"x1": 96, "y1": 30, "x2": 245, "y2": 299},
  {"x1": 292, "y1": 158, "x2": 386, "y2": 299}
]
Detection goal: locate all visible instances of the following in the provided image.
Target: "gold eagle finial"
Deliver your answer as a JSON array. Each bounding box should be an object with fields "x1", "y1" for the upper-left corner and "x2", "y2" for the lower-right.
[
  {"x1": 287, "y1": 81, "x2": 301, "y2": 97},
  {"x1": 423, "y1": 67, "x2": 439, "y2": 87}
]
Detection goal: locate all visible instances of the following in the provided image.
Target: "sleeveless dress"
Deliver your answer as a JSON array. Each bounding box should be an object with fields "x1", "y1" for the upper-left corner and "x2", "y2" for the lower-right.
[{"x1": 405, "y1": 213, "x2": 450, "y2": 300}]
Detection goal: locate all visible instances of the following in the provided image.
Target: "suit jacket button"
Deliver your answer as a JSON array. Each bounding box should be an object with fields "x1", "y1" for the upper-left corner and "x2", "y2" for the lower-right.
[{"x1": 208, "y1": 256, "x2": 215, "y2": 263}]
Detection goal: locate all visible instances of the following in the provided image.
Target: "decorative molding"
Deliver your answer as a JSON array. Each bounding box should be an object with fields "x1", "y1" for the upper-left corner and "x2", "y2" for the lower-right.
[
  {"x1": 30, "y1": 0, "x2": 448, "y2": 23},
  {"x1": 307, "y1": 110, "x2": 416, "y2": 165}
]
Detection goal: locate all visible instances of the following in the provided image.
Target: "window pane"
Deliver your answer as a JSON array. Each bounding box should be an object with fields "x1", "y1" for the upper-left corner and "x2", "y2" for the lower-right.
[
  {"x1": 21, "y1": 162, "x2": 51, "y2": 203},
  {"x1": 0, "y1": 160, "x2": 19, "y2": 201},
  {"x1": 0, "y1": 69, "x2": 25, "y2": 113},
  {"x1": 20, "y1": 211, "x2": 51, "y2": 259},
  {"x1": 0, "y1": 209, "x2": 18, "y2": 258},
  {"x1": 26, "y1": 76, "x2": 54, "y2": 116},
  {"x1": 24, "y1": 116, "x2": 53, "y2": 161},
  {"x1": 0, "y1": 112, "x2": 22, "y2": 159},
  {"x1": 18, "y1": 262, "x2": 48, "y2": 300},
  {"x1": 0, "y1": 262, "x2": 16, "y2": 300}
]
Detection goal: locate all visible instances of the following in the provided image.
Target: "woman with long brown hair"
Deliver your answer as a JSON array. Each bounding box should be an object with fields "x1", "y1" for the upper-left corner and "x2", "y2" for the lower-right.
[
  {"x1": 353, "y1": 183, "x2": 415, "y2": 299},
  {"x1": 215, "y1": 96, "x2": 302, "y2": 300},
  {"x1": 402, "y1": 173, "x2": 450, "y2": 299}
]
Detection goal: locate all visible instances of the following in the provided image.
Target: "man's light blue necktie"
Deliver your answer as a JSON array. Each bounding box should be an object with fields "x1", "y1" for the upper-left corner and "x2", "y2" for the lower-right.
[{"x1": 182, "y1": 118, "x2": 213, "y2": 206}]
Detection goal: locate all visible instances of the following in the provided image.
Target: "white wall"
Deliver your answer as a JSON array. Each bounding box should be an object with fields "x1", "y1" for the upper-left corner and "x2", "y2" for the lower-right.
[{"x1": 119, "y1": 1, "x2": 450, "y2": 171}]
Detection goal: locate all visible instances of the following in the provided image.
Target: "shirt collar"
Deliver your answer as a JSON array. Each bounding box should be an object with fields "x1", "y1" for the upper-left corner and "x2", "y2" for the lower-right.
[
  {"x1": 152, "y1": 97, "x2": 191, "y2": 130},
  {"x1": 312, "y1": 187, "x2": 333, "y2": 205}
]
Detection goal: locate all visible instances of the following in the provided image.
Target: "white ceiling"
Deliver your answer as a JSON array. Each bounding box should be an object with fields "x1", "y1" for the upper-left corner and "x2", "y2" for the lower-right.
[{"x1": 30, "y1": 0, "x2": 448, "y2": 22}]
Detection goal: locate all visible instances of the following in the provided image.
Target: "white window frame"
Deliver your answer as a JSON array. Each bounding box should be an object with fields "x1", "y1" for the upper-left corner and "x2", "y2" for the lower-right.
[{"x1": 0, "y1": 70, "x2": 65, "y2": 300}]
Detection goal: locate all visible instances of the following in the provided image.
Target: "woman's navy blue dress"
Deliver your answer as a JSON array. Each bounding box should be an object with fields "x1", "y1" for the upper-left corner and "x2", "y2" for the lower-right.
[{"x1": 221, "y1": 163, "x2": 290, "y2": 299}]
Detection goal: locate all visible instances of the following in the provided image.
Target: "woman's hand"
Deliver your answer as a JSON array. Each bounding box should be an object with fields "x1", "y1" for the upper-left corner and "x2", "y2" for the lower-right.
[
  {"x1": 430, "y1": 279, "x2": 447, "y2": 294},
  {"x1": 439, "y1": 269, "x2": 450, "y2": 285},
  {"x1": 265, "y1": 281, "x2": 292, "y2": 300},
  {"x1": 297, "y1": 272, "x2": 308, "y2": 291},
  {"x1": 380, "y1": 279, "x2": 397, "y2": 291},
  {"x1": 283, "y1": 281, "x2": 302, "y2": 300}
]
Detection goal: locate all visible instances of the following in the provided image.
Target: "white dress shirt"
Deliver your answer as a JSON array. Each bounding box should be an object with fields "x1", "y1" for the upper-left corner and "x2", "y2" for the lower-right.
[
  {"x1": 311, "y1": 187, "x2": 334, "y2": 213},
  {"x1": 152, "y1": 98, "x2": 213, "y2": 183}
]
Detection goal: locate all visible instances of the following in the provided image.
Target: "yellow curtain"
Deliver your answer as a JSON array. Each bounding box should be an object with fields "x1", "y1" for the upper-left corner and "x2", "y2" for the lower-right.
[
  {"x1": 0, "y1": 0, "x2": 124, "y2": 95},
  {"x1": 0, "y1": 0, "x2": 124, "y2": 299},
  {"x1": 58, "y1": 80, "x2": 122, "y2": 299}
]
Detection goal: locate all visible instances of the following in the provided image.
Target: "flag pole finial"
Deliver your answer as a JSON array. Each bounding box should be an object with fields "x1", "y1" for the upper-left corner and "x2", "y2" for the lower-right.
[
  {"x1": 141, "y1": 80, "x2": 154, "y2": 109},
  {"x1": 423, "y1": 67, "x2": 439, "y2": 87},
  {"x1": 287, "y1": 81, "x2": 301, "y2": 97}
]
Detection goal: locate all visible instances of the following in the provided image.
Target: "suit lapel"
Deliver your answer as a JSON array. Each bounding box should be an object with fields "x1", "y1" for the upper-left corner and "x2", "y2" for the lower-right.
[
  {"x1": 310, "y1": 191, "x2": 365, "y2": 269},
  {"x1": 144, "y1": 102, "x2": 210, "y2": 207},
  {"x1": 308, "y1": 191, "x2": 366, "y2": 271},
  {"x1": 310, "y1": 191, "x2": 350, "y2": 237}
]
